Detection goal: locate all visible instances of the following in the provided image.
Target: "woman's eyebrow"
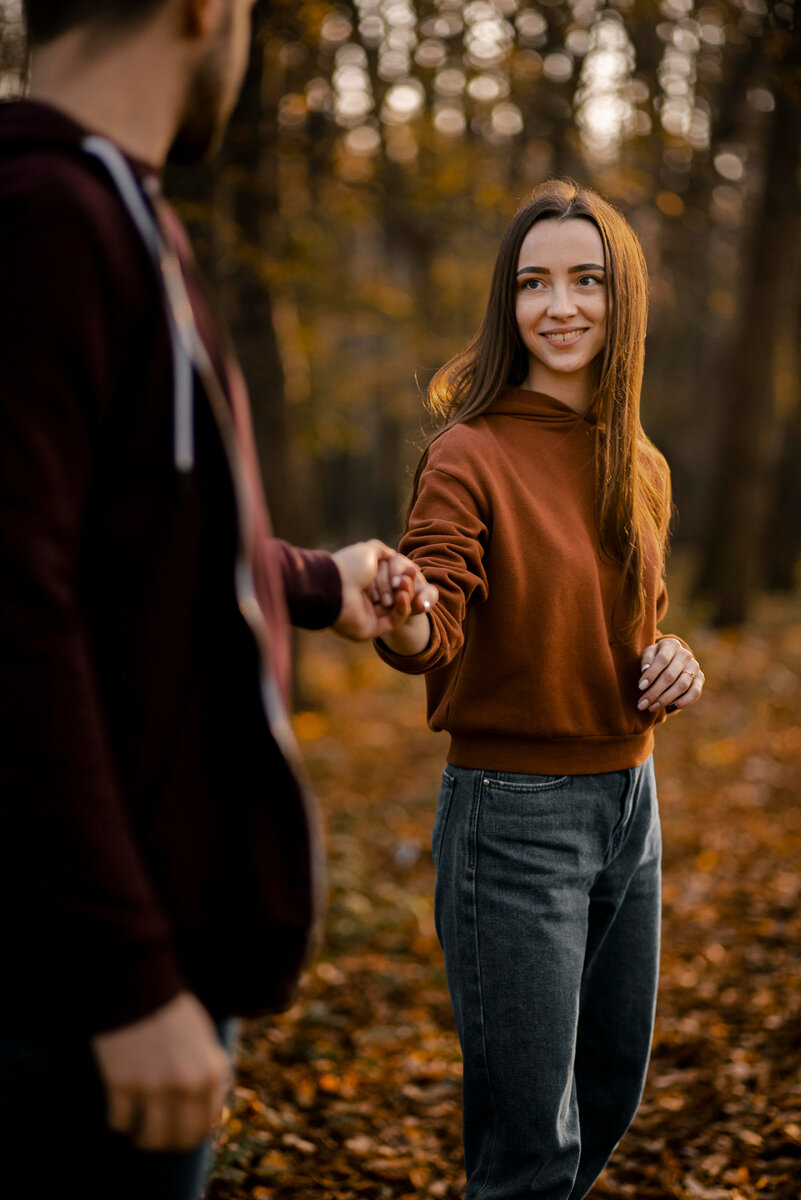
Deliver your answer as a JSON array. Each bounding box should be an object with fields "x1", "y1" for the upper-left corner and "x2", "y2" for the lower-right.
[{"x1": 516, "y1": 263, "x2": 606, "y2": 276}]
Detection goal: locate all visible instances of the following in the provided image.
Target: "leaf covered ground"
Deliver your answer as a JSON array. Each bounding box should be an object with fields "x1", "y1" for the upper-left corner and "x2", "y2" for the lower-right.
[{"x1": 208, "y1": 594, "x2": 801, "y2": 1200}]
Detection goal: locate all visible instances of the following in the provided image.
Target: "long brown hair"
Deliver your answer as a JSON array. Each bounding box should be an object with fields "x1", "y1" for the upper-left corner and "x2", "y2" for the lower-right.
[{"x1": 410, "y1": 178, "x2": 671, "y2": 642}]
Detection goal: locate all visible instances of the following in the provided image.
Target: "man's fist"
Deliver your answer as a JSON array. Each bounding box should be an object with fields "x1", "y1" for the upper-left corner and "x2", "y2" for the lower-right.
[{"x1": 91, "y1": 992, "x2": 232, "y2": 1152}]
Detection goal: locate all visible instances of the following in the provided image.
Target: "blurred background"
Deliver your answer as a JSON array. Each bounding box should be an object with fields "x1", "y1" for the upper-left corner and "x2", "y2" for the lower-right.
[{"x1": 1, "y1": 0, "x2": 799, "y2": 627}]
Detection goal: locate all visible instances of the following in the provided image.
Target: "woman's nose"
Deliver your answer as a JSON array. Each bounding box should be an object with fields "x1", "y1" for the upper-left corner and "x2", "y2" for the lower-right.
[{"x1": 547, "y1": 284, "x2": 578, "y2": 318}]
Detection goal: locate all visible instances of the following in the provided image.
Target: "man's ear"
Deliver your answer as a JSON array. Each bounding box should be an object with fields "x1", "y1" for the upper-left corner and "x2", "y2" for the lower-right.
[{"x1": 182, "y1": 0, "x2": 223, "y2": 38}]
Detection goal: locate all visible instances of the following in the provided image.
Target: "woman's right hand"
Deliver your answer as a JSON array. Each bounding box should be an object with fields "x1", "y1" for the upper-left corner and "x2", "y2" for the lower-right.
[
  {"x1": 370, "y1": 553, "x2": 436, "y2": 656},
  {"x1": 369, "y1": 552, "x2": 436, "y2": 614}
]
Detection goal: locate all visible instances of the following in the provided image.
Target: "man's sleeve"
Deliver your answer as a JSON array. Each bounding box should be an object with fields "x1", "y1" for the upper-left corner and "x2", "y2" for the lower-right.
[
  {"x1": 269, "y1": 539, "x2": 343, "y2": 629},
  {"x1": 0, "y1": 176, "x2": 186, "y2": 1032},
  {"x1": 220, "y1": 355, "x2": 343, "y2": 632}
]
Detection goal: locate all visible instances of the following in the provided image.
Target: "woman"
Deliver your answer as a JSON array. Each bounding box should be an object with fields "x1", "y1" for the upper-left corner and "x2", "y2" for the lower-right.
[{"x1": 374, "y1": 180, "x2": 704, "y2": 1200}]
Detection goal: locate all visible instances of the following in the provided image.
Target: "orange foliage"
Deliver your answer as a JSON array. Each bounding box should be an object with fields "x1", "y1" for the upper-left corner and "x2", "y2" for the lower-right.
[{"x1": 209, "y1": 591, "x2": 801, "y2": 1200}]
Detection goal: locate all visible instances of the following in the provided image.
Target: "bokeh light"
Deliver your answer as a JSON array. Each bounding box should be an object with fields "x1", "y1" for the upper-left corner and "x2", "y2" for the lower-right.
[{"x1": 575, "y1": 15, "x2": 636, "y2": 161}]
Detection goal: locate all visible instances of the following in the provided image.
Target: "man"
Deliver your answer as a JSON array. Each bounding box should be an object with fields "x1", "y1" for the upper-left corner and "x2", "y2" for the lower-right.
[{"x1": 0, "y1": 1, "x2": 435, "y2": 1193}]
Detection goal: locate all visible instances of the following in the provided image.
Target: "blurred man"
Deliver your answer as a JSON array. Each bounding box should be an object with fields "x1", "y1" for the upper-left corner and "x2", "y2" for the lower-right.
[{"x1": 0, "y1": 1, "x2": 435, "y2": 1195}]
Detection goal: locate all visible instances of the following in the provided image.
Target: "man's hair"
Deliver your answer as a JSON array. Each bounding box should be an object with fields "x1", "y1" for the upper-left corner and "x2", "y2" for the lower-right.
[{"x1": 22, "y1": 0, "x2": 168, "y2": 46}]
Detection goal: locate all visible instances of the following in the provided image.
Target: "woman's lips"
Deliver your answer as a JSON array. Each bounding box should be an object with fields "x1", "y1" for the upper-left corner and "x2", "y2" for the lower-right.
[{"x1": 540, "y1": 328, "x2": 589, "y2": 345}]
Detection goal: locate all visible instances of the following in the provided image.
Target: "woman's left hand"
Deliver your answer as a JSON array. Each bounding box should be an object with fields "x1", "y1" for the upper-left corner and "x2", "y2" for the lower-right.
[{"x1": 637, "y1": 638, "x2": 704, "y2": 714}]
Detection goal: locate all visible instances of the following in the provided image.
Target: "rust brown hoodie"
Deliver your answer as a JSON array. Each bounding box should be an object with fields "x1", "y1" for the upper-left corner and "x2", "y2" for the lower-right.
[{"x1": 377, "y1": 387, "x2": 683, "y2": 775}]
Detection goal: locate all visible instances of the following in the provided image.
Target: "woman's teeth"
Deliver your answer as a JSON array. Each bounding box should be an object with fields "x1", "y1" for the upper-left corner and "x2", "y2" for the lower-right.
[{"x1": 542, "y1": 330, "x2": 586, "y2": 344}]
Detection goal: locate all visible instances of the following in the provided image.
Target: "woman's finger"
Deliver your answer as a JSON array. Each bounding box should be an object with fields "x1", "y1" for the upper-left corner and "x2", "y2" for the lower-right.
[
  {"x1": 386, "y1": 552, "x2": 414, "y2": 580},
  {"x1": 390, "y1": 575, "x2": 414, "y2": 617},
  {"x1": 387, "y1": 556, "x2": 437, "y2": 612},
  {"x1": 663, "y1": 670, "x2": 705, "y2": 713},
  {"x1": 638, "y1": 638, "x2": 678, "y2": 689},
  {"x1": 638, "y1": 641, "x2": 689, "y2": 699},
  {"x1": 374, "y1": 558, "x2": 394, "y2": 608},
  {"x1": 637, "y1": 661, "x2": 689, "y2": 707},
  {"x1": 640, "y1": 642, "x2": 658, "y2": 674},
  {"x1": 644, "y1": 667, "x2": 704, "y2": 712},
  {"x1": 411, "y1": 579, "x2": 437, "y2": 613}
]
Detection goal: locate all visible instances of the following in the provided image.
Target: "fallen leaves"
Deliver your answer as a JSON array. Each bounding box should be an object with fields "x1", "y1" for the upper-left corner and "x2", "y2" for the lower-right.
[{"x1": 208, "y1": 591, "x2": 801, "y2": 1199}]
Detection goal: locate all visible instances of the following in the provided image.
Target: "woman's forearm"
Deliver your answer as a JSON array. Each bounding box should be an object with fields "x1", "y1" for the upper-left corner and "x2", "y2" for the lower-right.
[{"x1": 379, "y1": 612, "x2": 432, "y2": 657}]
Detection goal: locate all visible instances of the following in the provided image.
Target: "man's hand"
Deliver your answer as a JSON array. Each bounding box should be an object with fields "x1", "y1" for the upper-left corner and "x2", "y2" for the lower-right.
[
  {"x1": 331, "y1": 540, "x2": 437, "y2": 641},
  {"x1": 91, "y1": 992, "x2": 232, "y2": 1153},
  {"x1": 638, "y1": 637, "x2": 704, "y2": 714}
]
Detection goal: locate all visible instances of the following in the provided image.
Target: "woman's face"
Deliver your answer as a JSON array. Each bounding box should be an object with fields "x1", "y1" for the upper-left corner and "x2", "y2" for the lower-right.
[{"x1": 514, "y1": 217, "x2": 607, "y2": 408}]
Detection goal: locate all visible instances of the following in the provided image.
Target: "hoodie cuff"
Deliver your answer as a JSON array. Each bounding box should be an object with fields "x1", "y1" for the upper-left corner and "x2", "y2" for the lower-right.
[
  {"x1": 273, "y1": 541, "x2": 343, "y2": 629},
  {"x1": 655, "y1": 632, "x2": 693, "y2": 653},
  {"x1": 78, "y1": 940, "x2": 188, "y2": 1035},
  {"x1": 374, "y1": 623, "x2": 437, "y2": 676}
]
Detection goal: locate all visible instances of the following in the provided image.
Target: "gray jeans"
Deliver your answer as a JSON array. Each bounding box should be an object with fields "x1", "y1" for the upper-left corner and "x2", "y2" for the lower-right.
[{"x1": 433, "y1": 758, "x2": 661, "y2": 1200}]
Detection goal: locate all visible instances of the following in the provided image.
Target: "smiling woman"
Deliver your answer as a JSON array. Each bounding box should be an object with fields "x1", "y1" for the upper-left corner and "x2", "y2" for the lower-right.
[
  {"x1": 373, "y1": 178, "x2": 705, "y2": 1200},
  {"x1": 514, "y1": 218, "x2": 608, "y2": 412},
  {"x1": 411, "y1": 179, "x2": 664, "y2": 644}
]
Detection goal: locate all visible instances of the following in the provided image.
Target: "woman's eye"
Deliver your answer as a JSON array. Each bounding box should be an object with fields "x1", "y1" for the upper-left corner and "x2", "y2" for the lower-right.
[
  {"x1": 578, "y1": 275, "x2": 602, "y2": 287},
  {"x1": 522, "y1": 278, "x2": 543, "y2": 290}
]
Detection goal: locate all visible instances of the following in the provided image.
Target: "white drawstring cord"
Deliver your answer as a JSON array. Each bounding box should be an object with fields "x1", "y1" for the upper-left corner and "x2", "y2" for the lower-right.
[{"x1": 81, "y1": 135, "x2": 195, "y2": 474}]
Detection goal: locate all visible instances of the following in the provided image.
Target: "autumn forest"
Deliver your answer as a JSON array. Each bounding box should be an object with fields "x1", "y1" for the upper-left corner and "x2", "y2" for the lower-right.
[{"x1": 1, "y1": 0, "x2": 800, "y2": 1197}]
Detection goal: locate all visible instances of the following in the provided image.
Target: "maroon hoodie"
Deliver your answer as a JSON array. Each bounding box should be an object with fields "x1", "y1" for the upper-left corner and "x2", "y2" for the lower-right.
[{"x1": 0, "y1": 100, "x2": 340, "y2": 1033}]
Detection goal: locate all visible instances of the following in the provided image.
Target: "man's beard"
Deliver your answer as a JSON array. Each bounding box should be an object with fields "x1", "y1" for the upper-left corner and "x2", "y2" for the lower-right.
[{"x1": 168, "y1": 39, "x2": 230, "y2": 165}]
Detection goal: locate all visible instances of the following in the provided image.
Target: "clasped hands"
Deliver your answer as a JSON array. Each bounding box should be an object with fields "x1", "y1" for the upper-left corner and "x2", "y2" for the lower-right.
[{"x1": 332, "y1": 540, "x2": 437, "y2": 642}]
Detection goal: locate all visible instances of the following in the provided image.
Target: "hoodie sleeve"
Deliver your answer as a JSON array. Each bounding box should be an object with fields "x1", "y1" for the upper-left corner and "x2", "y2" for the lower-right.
[
  {"x1": 270, "y1": 540, "x2": 343, "y2": 629},
  {"x1": 216, "y1": 351, "x2": 343, "y2": 633},
  {"x1": 654, "y1": 580, "x2": 692, "y2": 652},
  {"x1": 0, "y1": 167, "x2": 186, "y2": 1032},
  {"x1": 375, "y1": 463, "x2": 490, "y2": 675}
]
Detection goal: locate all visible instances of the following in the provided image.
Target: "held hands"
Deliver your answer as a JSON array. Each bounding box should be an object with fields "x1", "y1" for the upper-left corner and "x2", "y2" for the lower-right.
[
  {"x1": 91, "y1": 992, "x2": 232, "y2": 1153},
  {"x1": 638, "y1": 637, "x2": 704, "y2": 715},
  {"x1": 332, "y1": 540, "x2": 437, "y2": 642}
]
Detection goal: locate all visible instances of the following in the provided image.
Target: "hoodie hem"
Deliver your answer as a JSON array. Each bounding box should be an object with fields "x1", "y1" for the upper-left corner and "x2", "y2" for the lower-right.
[{"x1": 447, "y1": 730, "x2": 657, "y2": 776}]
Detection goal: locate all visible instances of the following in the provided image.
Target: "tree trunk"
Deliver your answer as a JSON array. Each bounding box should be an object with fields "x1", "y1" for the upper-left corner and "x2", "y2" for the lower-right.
[
  {"x1": 764, "y1": 408, "x2": 801, "y2": 590},
  {"x1": 693, "y1": 19, "x2": 801, "y2": 624},
  {"x1": 763, "y1": 312, "x2": 801, "y2": 590},
  {"x1": 215, "y1": 11, "x2": 311, "y2": 546}
]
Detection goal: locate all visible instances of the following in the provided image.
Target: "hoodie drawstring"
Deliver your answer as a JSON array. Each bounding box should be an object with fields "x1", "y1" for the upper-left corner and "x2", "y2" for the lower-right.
[{"x1": 81, "y1": 135, "x2": 195, "y2": 475}]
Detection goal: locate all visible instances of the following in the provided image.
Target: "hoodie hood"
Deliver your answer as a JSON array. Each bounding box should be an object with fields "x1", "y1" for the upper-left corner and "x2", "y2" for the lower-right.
[
  {"x1": 0, "y1": 98, "x2": 158, "y2": 180},
  {"x1": 488, "y1": 385, "x2": 596, "y2": 425},
  {"x1": 1, "y1": 98, "x2": 192, "y2": 473},
  {"x1": 0, "y1": 97, "x2": 90, "y2": 153}
]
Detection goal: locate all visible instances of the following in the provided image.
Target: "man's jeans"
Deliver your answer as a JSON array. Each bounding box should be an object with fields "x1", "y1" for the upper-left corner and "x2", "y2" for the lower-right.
[
  {"x1": 0, "y1": 1018, "x2": 235, "y2": 1198},
  {"x1": 433, "y1": 758, "x2": 661, "y2": 1200}
]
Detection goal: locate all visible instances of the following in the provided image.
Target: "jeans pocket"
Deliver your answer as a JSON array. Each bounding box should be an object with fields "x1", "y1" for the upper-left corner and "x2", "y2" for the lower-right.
[
  {"x1": 431, "y1": 770, "x2": 457, "y2": 870},
  {"x1": 479, "y1": 773, "x2": 572, "y2": 856},
  {"x1": 487, "y1": 772, "x2": 570, "y2": 795}
]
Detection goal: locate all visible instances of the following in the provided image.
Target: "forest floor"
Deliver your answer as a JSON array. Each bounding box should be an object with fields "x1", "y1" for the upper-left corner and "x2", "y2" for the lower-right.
[{"x1": 208, "y1": 587, "x2": 801, "y2": 1200}]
